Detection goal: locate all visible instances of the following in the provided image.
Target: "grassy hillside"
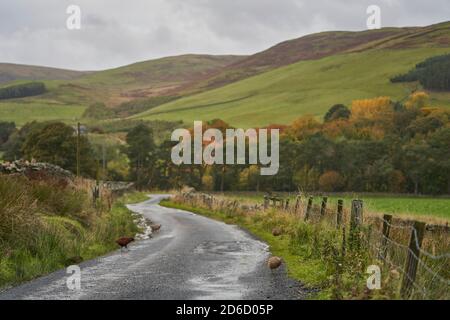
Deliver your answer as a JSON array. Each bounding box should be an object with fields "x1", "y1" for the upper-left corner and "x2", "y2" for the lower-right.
[
  {"x1": 0, "y1": 63, "x2": 87, "y2": 84},
  {"x1": 135, "y1": 47, "x2": 450, "y2": 127},
  {"x1": 0, "y1": 100, "x2": 85, "y2": 126},
  {"x1": 178, "y1": 21, "x2": 450, "y2": 94},
  {"x1": 0, "y1": 55, "x2": 243, "y2": 126},
  {"x1": 180, "y1": 28, "x2": 409, "y2": 93},
  {"x1": 52, "y1": 54, "x2": 244, "y2": 107}
]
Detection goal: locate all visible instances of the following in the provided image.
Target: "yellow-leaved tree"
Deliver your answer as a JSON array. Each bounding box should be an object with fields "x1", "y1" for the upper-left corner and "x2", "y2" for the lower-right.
[
  {"x1": 350, "y1": 96, "x2": 394, "y2": 138},
  {"x1": 351, "y1": 96, "x2": 394, "y2": 121},
  {"x1": 405, "y1": 91, "x2": 429, "y2": 110},
  {"x1": 288, "y1": 115, "x2": 322, "y2": 140}
]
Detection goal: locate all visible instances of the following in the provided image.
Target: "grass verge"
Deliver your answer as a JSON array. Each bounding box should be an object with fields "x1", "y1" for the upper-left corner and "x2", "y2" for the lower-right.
[
  {"x1": 0, "y1": 175, "x2": 147, "y2": 289},
  {"x1": 161, "y1": 194, "x2": 449, "y2": 300}
]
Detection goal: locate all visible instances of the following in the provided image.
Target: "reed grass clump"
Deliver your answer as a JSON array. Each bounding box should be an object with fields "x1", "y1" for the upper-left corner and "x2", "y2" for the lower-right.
[{"x1": 0, "y1": 174, "x2": 140, "y2": 288}]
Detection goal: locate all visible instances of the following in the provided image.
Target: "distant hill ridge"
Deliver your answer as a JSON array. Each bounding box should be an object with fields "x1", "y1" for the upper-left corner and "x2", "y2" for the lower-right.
[
  {"x1": 0, "y1": 63, "x2": 89, "y2": 84},
  {"x1": 0, "y1": 21, "x2": 449, "y2": 127}
]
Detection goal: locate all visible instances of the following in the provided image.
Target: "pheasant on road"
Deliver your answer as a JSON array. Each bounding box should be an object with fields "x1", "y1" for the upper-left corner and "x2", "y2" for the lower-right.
[{"x1": 116, "y1": 237, "x2": 134, "y2": 251}]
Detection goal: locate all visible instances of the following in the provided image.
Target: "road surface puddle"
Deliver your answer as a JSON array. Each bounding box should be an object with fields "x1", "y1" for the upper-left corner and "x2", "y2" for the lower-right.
[{"x1": 189, "y1": 231, "x2": 269, "y2": 299}]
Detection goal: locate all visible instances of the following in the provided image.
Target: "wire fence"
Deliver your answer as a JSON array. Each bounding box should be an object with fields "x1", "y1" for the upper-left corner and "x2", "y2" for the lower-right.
[{"x1": 174, "y1": 191, "x2": 449, "y2": 300}]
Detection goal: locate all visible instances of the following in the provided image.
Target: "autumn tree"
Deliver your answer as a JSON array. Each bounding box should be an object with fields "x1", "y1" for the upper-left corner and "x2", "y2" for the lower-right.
[
  {"x1": 293, "y1": 166, "x2": 320, "y2": 192},
  {"x1": 318, "y1": 170, "x2": 344, "y2": 192},
  {"x1": 125, "y1": 124, "x2": 156, "y2": 188},
  {"x1": 0, "y1": 122, "x2": 15, "y2": 147},
  {"x1": 428, "y1": 128, "x2": 450, "y2": 194},
  {"x1": 288, "y1": 116, "x2": 322, "y2": 141},
  {"x1": 401, "y1": 140, "x2": 430, "y2": 194},
  {"x1": 21, "y1": 122, "x2": 96, "y2": 177},
  {"x1": 388, "y1": 170, "x2": 406, "y2": 193},
  {"x1": 351, "y1": 97, "x2": 394, "y2": 122},
  {"x1": 405, "y1": 91, "x2": 429, "y2": 110},
  {"x1": 238, "y1": 165, "x2": 261, "y2": 191},
  {"x1": 2, "y1": 121, "x2": 44, "y2": 161},
  {"x1": 324, "y1": 104, "x2": 351, "y2": 122}
]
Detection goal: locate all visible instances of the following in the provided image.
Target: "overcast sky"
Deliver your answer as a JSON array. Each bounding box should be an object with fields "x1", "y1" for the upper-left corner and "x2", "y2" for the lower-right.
[{"x1": 0, "y1": 0, "x2": 448, "y2": 71}]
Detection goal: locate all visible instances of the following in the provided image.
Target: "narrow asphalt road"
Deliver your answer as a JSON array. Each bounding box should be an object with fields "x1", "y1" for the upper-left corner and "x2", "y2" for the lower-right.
[{"x1": 0, "y1": 195, "x2": 305, "y2": 300}]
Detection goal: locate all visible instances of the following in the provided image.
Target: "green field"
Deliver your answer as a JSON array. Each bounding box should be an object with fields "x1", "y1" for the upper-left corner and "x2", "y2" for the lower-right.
[
  {"x1": 328, "y1": 195, "x2": 450, "y2": 220},
  {"x1": 135, "y1": 48, "x2": 450, "y2": 127},
  {"x1": 217, "y1": 192, "x2": 450, "y2": 221},
  {"x1": 0, "y1": 100, "x2": 85, "y2": 126}
]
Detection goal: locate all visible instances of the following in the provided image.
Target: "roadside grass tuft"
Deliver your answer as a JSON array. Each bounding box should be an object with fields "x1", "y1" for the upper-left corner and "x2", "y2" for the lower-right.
[{"x1": 0, "y1": 175, "x2": 145, "y2": 289}]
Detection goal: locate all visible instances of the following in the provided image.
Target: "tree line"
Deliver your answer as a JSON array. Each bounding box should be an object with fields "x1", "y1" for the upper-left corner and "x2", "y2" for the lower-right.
[
  {"x1": 135, "y1": 92, "x2": 450, "y2": 195},
  {"x1": 391, "y1": 53, "x2": 450, "y2": 91},
  {"x1": 1, "y1": 91, "x2": 449, "y2": 195},
  {"x1": 0, "y1": 82, "x2": 46, "y2": 100}
]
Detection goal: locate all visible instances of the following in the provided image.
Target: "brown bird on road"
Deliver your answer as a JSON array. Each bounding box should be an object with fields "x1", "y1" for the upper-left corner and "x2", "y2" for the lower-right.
[
  {"x1": 150, "y1": 224, "x2": 161, "y2": 232},
  {"x1": 267, "y1": 256, "x2": 282, "y2": 270},
  {"x1": 116, "y1": 237, "x2": 134, "y2": 251}
]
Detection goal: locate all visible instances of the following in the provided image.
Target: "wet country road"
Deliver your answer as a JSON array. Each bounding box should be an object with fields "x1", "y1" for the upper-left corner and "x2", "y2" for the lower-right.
[{"x1": 0, "y1": 195, "x2": 305, "y2": 300}]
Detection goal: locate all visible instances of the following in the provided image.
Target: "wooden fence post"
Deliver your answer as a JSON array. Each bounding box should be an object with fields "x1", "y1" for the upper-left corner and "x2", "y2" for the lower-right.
[
  {"x1": 294, "y1": 196, "x2": 300, "y2": 213},
  {"x1": 349, "y1": 200, "x2": 363, "y2": 249},
  {"x1": 285, "y1": 198, "x2": 290, "y2": 211},
  {"x1": 336, "y1": 199, "x2": 344, "y2": 228},
  {"x1": 304, "y1": 196, "x2": 313, "y2": 221},
  {"x1": 92, "y1": 183, "x2": 100, "y2": 206},
  {"x1": 401, "y1": 221, "x2": 426, "y2": 299},
  {"x1": 320, "y1": 197, "x2": 328, "y2": 218},
  {"x1": 263, "y1": 196, "x2": 269, "y2": 210},
  {"x1": 378, "y1": 214, "x2": 392, "y2": 261}
]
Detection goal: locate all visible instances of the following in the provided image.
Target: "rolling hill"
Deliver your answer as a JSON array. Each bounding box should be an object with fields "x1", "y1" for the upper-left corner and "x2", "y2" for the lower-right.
[
  {"x1": 72, "y1": 54, "x2": 245, "y2": 105},
  {"x1": 134, "y1": 22, "x2": 450, "y2": 127},
  {"x1": 1, "y1": 21, "x2": 450, "y2": 127},
  {"x1": 175, "y1": 21, "x2": 450, "y2": 95},
  {"x1": 0, "y1": 55, "x2": 244, "y2": 125},
  {"x1": 30, "y1": 54, "x2": 245, "y2": 108},
  {"x1": 177, "y1": 28, "x2": 410, "y2": 94},
  {"x1": 133, "y1": 47, "x2": 450, "y2": 127},
  {"x1": 0, "y1": 63, "x2": 88, "y2": 84}
]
